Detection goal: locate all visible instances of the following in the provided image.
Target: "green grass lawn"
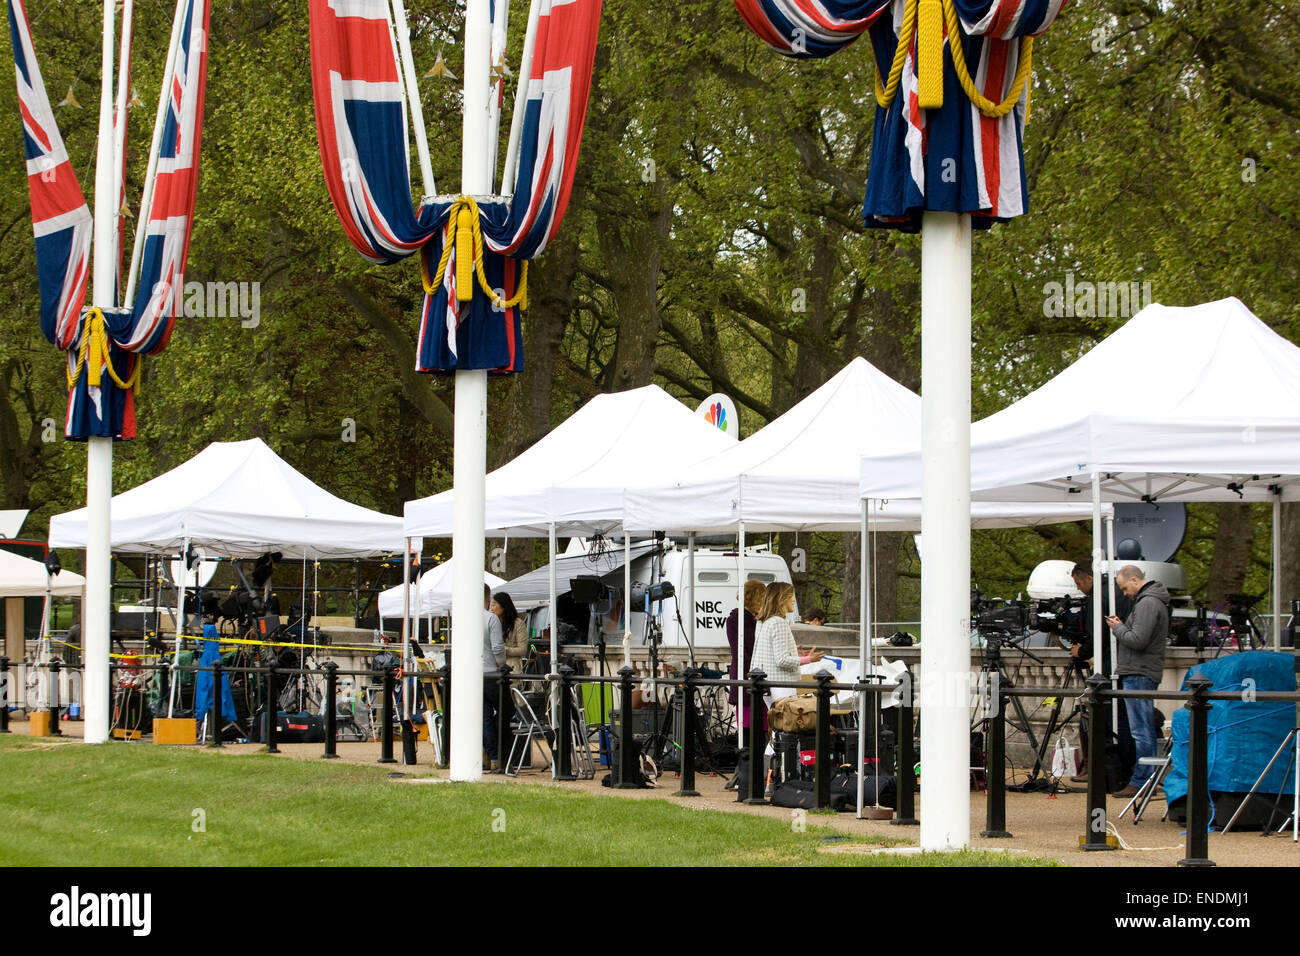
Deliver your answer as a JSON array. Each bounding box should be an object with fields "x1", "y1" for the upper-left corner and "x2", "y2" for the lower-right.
[{"x1": 0, "y1": 736, "x2": 1056, "y2": 867}]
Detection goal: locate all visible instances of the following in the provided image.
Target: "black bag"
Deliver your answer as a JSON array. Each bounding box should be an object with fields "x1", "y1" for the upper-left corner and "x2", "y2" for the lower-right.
[
  {"x1": 769, "y1": 778, "x2": 819, "y2": 810},
  {"x1": 601, "y1": 734, "x2": 649, "y2": 788},
  {"x1": 829, "y1": 769, "x2": 897, "y2": 811}
]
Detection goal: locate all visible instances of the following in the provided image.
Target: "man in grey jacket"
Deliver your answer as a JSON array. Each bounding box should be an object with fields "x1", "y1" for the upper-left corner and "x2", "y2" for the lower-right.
[{"x1": 1106, "y1": 565, "x2": 1171, "y2": 797}]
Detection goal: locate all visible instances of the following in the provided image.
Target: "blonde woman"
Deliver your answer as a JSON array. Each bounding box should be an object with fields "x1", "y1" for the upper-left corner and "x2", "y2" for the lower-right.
[{"x1": 752, "y1": 581, "x2": 823, "y2": 690}]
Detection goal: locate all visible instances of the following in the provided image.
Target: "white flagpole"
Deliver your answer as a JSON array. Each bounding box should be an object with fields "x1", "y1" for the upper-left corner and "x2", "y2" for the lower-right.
[
  {"x1": 499, "y1": 0, "x2": 541, "y2": 195},
  {"x1": 486, "y1": 0, "x2": 510, "y2": 177},
  {"x1": 112, "y1": 0, "x2": 133, "y2": 276},
  {"x1": 449, "y1": 0, "x2": 492, "y2": 783},
  {"x1": 84, "y1": 0, "x2": 119, "y2": 746},
  {"x1": 918, "y1": 210, "x2": 971, "y2": 851},
  {"x1": 123, "y1": 0, "x2": 184, "y2": 310},
  {"x1": 390, "y1": 0, "x2": 436, "y2": 200}
]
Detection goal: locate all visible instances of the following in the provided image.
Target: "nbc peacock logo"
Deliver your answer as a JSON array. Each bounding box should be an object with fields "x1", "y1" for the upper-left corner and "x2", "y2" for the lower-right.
[{"x1": 705, "y1": 401, "x2": 727, "y2": 433}]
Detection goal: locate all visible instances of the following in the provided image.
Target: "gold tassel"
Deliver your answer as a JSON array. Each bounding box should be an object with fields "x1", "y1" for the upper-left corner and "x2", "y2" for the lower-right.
[
  {"x1": 455, "y1": 206, "x2": 474, "y2": 302},
  {"x1": 917, "y1": 0, "x2": 944, "y2": 111}
]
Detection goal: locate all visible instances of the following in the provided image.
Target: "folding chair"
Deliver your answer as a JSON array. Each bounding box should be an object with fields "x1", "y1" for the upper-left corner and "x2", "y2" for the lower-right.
[
  {"x1": 569, "y1": 684, "x2": 596, "y2": 779},
  {"x1": 507, "y1": 685, "x2": 554, "y2": 776},
  {"x1": 1118, "y1": 736, "x2": 1174, "y2": 823}
]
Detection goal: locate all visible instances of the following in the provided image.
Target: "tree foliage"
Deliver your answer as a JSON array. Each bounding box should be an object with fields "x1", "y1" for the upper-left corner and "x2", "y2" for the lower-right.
[{"x1": 2, "y1": 0, "x2": 1296, "y2": 620}]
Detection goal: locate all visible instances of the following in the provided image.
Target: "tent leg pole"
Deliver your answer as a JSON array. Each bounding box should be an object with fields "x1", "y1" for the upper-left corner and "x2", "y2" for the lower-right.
[
  {"x1": 737, "y1": 520, "x2": 746, "y2": 755},
  {"x1": 687, "y1": 532, "x2": 695, "y2": 664},
  {"x1": 857, "y1": 499, "x2": 869, "y2": 818},
  {"x1": 548, "y1": 521, "x2": 558, "y2": 779},
  {"x1": 1273, "y1": 491, "x2": 1282, "y2": 651},
  {"x1": 918, "y1": 210, "x2": 971, "y2": 851},
  {"x1": 1105, "y1": 509, "x2": 1118, "y2": 730},
  {"x1": 1091, "y1": 473, "x2": 1103, "y2": 676}
]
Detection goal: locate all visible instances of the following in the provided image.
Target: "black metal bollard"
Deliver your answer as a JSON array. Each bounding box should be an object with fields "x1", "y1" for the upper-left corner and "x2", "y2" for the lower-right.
[
  {"x1": 891, "y1": 668, "x2": 918, "y2": 825},
  {"x1": 814, "y1": 669, "x2": 834, "y2": 810},
  {"x1": 1081, "y1": 674, "x2": 1114, "y2": 850},
  {"x1": 208, "y1": 660, "x2": 223, "y2": 747},
  {"x1": 437, "y1": 663, "x2": 451, "y2": 769},
  {"x1": 265, "y1": 662, "x2": 280, "y2": 753},
  {"x1": 378, "y1": 664, "x2": 396, "y2": 764},
  {"x1": 0, "y1": 656, "x2": 10, "y2": 734},
  {"x1": 1180, "y1": 675, "x2": 1216, "y2": 867},
  {"x1": 616, "y1": 666, "x2": 638, "y2": 788},
  {"x1": 495, "y1": 664, "x2": 512, "y2": 773},
  {"x1": 322, "y1": 662, "x2": 339, "y2": 759},
  {"x1": 981, "y1": 682, "x2": 1011, "y2": 837},
  {"x1": 675, "y1": 668, "x2": 700, "y2": 797},
  {"x1": 556, "y1": 665, "x2": 576, "y2": 780},
  {"x1": 48, "y1": 657, "x2": 62, "y2": 736},
  {"x1": 745, "y1": 669, "x2": 768, "y2": 805},
  {"x1": 401, "y1": 662, "x2": 417, "y2": 765}
]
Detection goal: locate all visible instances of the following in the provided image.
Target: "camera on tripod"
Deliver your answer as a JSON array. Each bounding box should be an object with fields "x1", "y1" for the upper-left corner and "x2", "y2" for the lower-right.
[
  {"x1": 1031, "y1": 594, "x2": 1086, "y2": 637},
  {"x1": 971, "y1": 590, "x2": 1032, "y2": 638}
]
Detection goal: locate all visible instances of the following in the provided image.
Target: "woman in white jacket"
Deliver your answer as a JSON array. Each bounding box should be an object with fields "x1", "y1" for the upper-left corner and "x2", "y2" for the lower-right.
[{"x1": 752, "y1": 582, "x2": 823, "y2": 687}]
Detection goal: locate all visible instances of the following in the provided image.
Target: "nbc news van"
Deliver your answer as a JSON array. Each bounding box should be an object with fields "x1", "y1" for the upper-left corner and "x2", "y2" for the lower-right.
[{"x1": 512, "y1": 540, "x2": 795, "y2": 652}]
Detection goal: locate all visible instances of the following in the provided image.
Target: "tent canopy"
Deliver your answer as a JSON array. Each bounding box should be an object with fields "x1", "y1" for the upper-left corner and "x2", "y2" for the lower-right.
[
  {"x1": 860, "y1": 299, "x2": 1300, "y2": 503},
  {"x1": 49, "y1": 438, "x2": 404, "y2": 558},
  {"x1": 0, "y1": 549, "x2": 85, "y2": 598},
  {"x1": 403, "y1": 385, "x2": 735, "y2": 539},
  {"x1": 624, "y1": 357, "x2": 1103, "y2": 533},
  {"x1": 378, "y1": 559, "x2": 506, "y2": 619}
]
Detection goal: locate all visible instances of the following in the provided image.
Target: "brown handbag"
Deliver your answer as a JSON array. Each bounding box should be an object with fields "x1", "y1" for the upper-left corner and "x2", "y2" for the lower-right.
[{"x1": 768, "y1": 693, "x2": 818, "y2": 732}]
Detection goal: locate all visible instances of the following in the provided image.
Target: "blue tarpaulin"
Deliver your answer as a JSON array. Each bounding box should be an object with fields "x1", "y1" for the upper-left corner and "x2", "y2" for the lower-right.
[
  {"x1": 1164, "y1": 651, "x2": 1296, "y2": 807},
  {"x1": 193, "y1": 624, "x2": 237, "y2": 724}
]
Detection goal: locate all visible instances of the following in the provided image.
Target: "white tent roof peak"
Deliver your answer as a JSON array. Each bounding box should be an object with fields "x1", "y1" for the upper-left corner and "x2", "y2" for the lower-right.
[
  {"x1": 860, "y1": 298, "x2": 1300, "y2": 502},
  {"x1": 49, "y1": 438, "x2": 404, "y2": 558},
  {"x1": 403, "y1": 384, "x2": 734, "y2": 538},
  {"x1": 624, "y1": 356, "x2": 1100, "y2": 532}
]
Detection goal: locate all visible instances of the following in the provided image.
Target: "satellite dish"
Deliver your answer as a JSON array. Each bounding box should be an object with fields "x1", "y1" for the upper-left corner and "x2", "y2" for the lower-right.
[
  {"x1": 696, "y1": 393, "x2": 739, "y2": 440},
  {"x1": 1112, "y1": 502, "x2": 1186, "y2": 563},
  {"x1": 169, "y1": 557, "x2": 219, "y2": 589}
]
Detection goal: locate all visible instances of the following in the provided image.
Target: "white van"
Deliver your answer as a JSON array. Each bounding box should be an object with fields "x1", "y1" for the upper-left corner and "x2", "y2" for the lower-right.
[
  {"x1": 513, "y1": 541, "x2": 794, "y2": 651},
  {"x1": 626, "y1": 545, "x2": 795, "y2": 651}
]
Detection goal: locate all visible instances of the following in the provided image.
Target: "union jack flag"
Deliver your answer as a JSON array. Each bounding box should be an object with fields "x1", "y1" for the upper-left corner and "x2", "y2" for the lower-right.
[
  {"x1": 310, "y1": 0, "x2": 601, "y2": 374},
  {"x1": 7, "y1": 0, "x2": 211, "y2": 438},
  {"x1": 733, "y1": 0, "x2": 1068, "y2": 231},
  {"x1": 7, "y1": 0, "x2": 91, "y2": 351}
]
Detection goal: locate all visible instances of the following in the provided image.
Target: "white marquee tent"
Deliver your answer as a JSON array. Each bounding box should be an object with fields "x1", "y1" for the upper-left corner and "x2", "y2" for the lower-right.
[
  {"x1": 624, "y1": 357, "x2": 1101, "y2": 534},
  {"x1": 50, "y1": 438, "x2": 404, "y2": 559},
  {"x1": 859, "y1": 298, "x2": 1300, "y2": 648},
  {"x1": 403, "y1": 384, "x2": 735, "y2": 540},
  {"x1": 378, "y1": 559, "x2": 506, "y2": 620},
  {"x1": 0, "y1": 549, "x2": 85, "y2": 598}
]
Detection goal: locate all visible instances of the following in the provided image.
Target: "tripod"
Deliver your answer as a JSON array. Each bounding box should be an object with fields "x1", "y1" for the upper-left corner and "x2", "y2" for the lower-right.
[
  {"x1": 1221, "y1": 726, "x2": 1299, "y2": 841},
  {"x1": 977, "y1": 630, "x2": 1080, "y2": 792}
]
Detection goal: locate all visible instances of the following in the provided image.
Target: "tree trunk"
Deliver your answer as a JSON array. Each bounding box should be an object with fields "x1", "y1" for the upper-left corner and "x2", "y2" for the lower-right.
[
  {"x1": 1204, "y1": 503, "x2": 1255, "y2": 605},
  {"x1": 599, "y1": 189, "x2": 672, "y2": 393},
  {"x1": 842, "y1": 529, "x2": 902, "y2": 638}
]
